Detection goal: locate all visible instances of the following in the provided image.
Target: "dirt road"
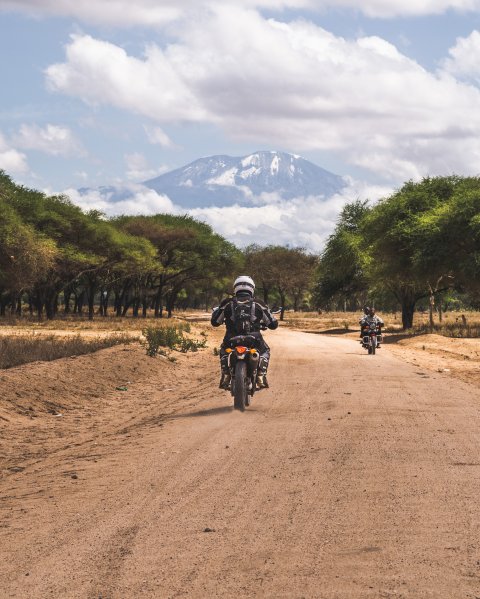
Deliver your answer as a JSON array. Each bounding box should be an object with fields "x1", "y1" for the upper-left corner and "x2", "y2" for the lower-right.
[{"x1": 1, "y1": 328, "x2": 480, "y2": 598}]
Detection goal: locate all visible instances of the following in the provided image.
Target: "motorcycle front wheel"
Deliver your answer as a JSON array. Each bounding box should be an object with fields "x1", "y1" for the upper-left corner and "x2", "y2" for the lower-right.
[{"x1": 233, "y1": 361, "x2": 247, "y2": 411}]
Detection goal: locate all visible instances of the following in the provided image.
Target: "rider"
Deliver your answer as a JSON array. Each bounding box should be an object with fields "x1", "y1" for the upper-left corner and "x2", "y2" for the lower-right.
[
  {"x1": 359, "y1": 307, "x2": 385, "y2": 345},
  {"x1": 359, "y1": 305, "x2": 370, "y2": 340},
  {"x1": 211, "y1": 275, "x2": 278, "y2": 390}
]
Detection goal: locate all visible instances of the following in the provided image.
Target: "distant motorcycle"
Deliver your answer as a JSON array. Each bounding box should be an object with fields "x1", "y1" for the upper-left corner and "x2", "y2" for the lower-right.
[
  {"x1": 225, "y1": 334, "x2": 261, "y2": 411},
  {"x1": 361, "y1": 323, "x2": 382, "y2": 355}
]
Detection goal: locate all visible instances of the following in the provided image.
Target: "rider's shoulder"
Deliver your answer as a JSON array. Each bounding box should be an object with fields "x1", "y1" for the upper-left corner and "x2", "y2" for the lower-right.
[
  {"x1": 254, "y1": 297, "x2": 268, "y2": 309},
  {"x1": 220, "y1": 296, "x2": 234, "y2": 307}
]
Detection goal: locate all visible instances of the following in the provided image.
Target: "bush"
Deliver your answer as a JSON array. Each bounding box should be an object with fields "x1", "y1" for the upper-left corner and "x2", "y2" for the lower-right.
[
  {"x1": 0, "y1": 333, "x2": 137, "y2": 369},
  {"x1": 142, "y1": 324, "x2": 206, "y2": 356}
]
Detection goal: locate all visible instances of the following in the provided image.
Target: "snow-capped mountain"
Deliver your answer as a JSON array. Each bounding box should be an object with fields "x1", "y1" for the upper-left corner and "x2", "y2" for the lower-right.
[{"x1": 143, "y1": 151, "x2": 346, "y2": 208}]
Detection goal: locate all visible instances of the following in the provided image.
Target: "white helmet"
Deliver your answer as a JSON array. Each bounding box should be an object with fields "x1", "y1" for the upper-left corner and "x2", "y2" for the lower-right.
[{"x1": 233, "y1": 275, "x2": 255, "y2": 295}]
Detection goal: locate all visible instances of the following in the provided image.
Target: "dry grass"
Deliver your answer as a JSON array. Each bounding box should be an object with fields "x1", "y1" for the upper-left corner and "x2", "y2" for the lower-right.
[
  {"x1": 0, "y1": 312, "x2": 199, "y2": 332},
  {"x1": 282, "y1": 310, "x2": 480, "y2": 338},
  {"x1": 0, "y1": 333, "x2": 139, "y2": 369}
]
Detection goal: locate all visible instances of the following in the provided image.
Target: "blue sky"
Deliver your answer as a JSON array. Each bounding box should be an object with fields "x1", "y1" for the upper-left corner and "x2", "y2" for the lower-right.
[{"x1": 1, "y1": 1, "x2": 480, "y2": 248}]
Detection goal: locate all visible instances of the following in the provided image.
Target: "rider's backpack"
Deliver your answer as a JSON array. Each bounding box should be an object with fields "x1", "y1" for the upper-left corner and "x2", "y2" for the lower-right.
[{"x1": 231, "y1": 297, "x2": 256, "y2": 335}]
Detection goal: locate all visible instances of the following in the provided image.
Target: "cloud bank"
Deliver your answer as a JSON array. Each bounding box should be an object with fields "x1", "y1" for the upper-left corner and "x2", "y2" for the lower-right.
[
  {"x1": 66, "y1": 184, "x2": 177, "y2": 217},
  {"x1": 2, "y1": 0, "x2": 480, "y2": 24},
  {"x1": 45, "y1": 11, "x2": 480, "y2": 182},
  {"x1": 69, "y1": 178, "x2": 390, "y2": 251}
]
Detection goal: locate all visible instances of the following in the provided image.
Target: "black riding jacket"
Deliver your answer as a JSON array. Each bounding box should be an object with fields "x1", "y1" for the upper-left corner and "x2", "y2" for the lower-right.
[{"x1": 211, "y1": 293, "x2": 278, "y2": 343}]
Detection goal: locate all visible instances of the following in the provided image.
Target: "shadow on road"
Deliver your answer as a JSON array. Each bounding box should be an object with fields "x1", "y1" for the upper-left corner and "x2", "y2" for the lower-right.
[
  {"x1": 381, "y1": 333, "x2": 415, "y2": 345},
  {"x1": 171, "y1": 405, "x2": 234, "y2": 419},
  {"x1": 303, "y1": 328, "x2": 356, "y2": 335}
]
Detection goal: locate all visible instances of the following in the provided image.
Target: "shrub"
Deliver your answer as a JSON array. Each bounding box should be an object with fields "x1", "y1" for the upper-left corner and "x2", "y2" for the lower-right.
[{"x1": 142, "y1": 324, "x2": 206, "y2": 356}]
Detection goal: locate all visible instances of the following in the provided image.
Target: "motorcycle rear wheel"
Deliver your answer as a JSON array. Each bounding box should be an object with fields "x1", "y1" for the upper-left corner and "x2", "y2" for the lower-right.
[{"x1": 233, "y1": 361, "x2": 247, "y2": 411}]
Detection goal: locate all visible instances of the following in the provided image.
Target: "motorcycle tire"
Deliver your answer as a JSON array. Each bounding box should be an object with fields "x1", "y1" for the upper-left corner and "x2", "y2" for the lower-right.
[
  {"x1": 233, "y1": 361, "x2": 247, "y2": 412},
  {"x1": 368, "y1": 346, "x2": 372, "y2": 354},
  {"x1": 371, "y1": 343, "x2": 376, "y2": 355}
]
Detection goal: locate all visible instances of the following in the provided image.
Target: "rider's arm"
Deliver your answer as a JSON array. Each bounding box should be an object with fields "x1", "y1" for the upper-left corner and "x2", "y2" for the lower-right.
[
  {"x1": 211, "y1": 298, "x2": 230, "y2": 327},
  {"x1": 261, "y1": 306, "x2": 279, "y2": 330}
]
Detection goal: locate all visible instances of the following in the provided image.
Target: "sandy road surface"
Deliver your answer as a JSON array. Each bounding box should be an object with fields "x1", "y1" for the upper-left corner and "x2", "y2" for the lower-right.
[{"x1": 1, "y1": 328, "x2": 480, "y2": 598}]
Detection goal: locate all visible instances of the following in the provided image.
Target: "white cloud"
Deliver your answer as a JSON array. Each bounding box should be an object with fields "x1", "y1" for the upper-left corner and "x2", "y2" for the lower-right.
[
  {"x1": 45, "y1": 11, "x2": 480, "y2": 182},
  {"x1": 65, "y1": 177, "x2": 390, "y2": 250},
  {"x1": 2, "y1": 0, "x2": 480, "y2": 24},
  {"x1": 124, "y1": 152, "x2": 169, "y2": 181},
  {"x1": 46, "y1": 34, "x2": 207, "y2": 123},
  {"x1": 318, "y1": 0, "x2": 480, "y2": 18},
  {"x1": 190, "y1": 179, "x2": 391, "y2": 250},
  {"x1": 65, "y1": 183, "x2": 177, "y2": 216},
  {"x1": 144, "y1": 125, "x2": 174, "y2": 148},
  {"x1": 13, "y1": 123, "x2": 84, "y2": 156},
  {"x1": 0, "y1": 133, "x2": 29, "y2": 174},
  {"x1": 442, "y1": 30, "x2": 480, "y2": 83}
]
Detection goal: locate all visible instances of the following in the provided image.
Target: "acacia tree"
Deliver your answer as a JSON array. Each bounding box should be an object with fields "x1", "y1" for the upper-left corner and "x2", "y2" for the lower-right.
[
  {"x1": 115, "y1": 214, "x2": 240, "y2": 317},
  {"x1": 0, "y1": 195, "x2": 56, "y2": 314},
  {"x1": 414, "y1": 177, "x2": 480, "y2": 298},
  {"x1": 361, "y1": 177, "x2": 459, "y2": 329},
  {"x1": 244, "y1": 244, "x2": 277, "y2": 304},
  {"x1": 245, "y1": 245, "x2": 316, "y2": 319},
  {"x1": 314, "y1": 200, "x2": 369, "y2": 311}
]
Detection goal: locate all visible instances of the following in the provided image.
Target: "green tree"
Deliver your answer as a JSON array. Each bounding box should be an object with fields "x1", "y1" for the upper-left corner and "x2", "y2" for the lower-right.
[
  {"x1": 314, "y1": 200, "x2": 369, "y2": 310},
  {"x1": 361, "y1": 177, "x2": 459, "y2": 329}
]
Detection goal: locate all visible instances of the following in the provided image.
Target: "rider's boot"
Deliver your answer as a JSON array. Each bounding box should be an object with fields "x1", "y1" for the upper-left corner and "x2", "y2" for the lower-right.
[
  {"x1": 256, "y1": 373, "x2": 266, "y2": 388},
  {"x1": 219, "y1": 353, "x2": 230, "y2": 389},
  {"x1": 256, "y1": 356, "x2": 269, "y2": 389},
  {"x1": 219, "y1": 372, "x2": 231, "y2": 389}
]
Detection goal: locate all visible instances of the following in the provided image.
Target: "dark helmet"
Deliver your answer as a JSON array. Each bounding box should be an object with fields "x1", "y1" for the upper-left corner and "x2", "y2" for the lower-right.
[{"x1": 363, "y1": 305, "x2": 370, "y2": 315}]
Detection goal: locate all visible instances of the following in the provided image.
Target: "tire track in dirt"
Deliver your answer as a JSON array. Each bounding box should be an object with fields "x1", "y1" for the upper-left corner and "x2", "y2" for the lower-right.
[{"x1": 1, "y1": 329, "x2": 480, "y2": 598}]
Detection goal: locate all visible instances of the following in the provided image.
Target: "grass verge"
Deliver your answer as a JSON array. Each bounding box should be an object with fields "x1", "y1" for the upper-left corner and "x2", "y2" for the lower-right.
[
  {"x1": 0, "y1": 333, "x2": 138, "y2": 369},
  {"x1": 408, "y1": 323, "x2": 480, "y2": 338}
]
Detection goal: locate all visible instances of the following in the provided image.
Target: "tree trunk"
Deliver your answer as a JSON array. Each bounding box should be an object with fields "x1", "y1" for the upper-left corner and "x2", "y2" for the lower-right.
[
  {"x1": 45, "y1": 296, "x2": 55, "y2": 320},
  {"x1": 132, "y1": 299, "x2": 139, "y2": 318},
  {"x1": 88, "y1": 290, "x2": 95, "y2": 321},
  {"x1": 154, "y1": 285, "x2": 164, "y2": 318},
  {"x1": 64, "y1": 290, "x2": 71, "y2": 314},
  {"x1": 401, "y1": 300, "x2": 416, "y2": 330},
  {"x1": 429, "y1": 292, "x2": 435, "y2": 329},
  {"x1": 262, "y1": 286, "x2": 270, "y2": 305},
  {"x1": 166, "y1": 295, "x2": 174, "y2": 318},
  {"x1": 122, "y1": 297, "x2": 131, "y2": 317},
  {"x1": 279, "y1": 292, "x2": 286, "y2": 321}
]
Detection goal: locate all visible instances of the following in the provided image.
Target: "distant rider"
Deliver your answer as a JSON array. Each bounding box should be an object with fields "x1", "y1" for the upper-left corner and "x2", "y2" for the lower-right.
[
  {"x1": 359, "y1": 305, "x2": 370, "y2": 340},
  {"x1": 359, "y1": 307, "x2": 384, "y2": 346},
  {"x1": 211, "y1": 275, "x2": 278, "y2": 390}
]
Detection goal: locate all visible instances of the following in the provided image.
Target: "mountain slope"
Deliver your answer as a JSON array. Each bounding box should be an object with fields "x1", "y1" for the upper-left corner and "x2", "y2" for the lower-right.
[{"x1": 144, "y1": 151, "x2": 346, "y2": 208}]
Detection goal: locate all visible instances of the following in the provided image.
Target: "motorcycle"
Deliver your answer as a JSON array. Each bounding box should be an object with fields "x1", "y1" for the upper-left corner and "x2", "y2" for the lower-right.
[
  {"x1": 361, "y1": 323, "x2": 382, "y2": 355},
  {"x1": 225, "y1": 334, "x2": 260, "y2": 411}
]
